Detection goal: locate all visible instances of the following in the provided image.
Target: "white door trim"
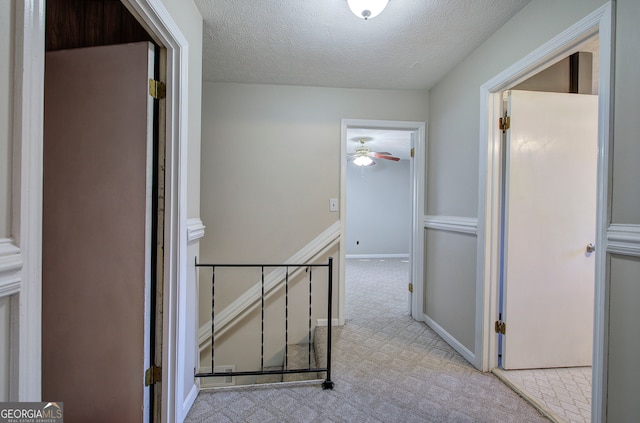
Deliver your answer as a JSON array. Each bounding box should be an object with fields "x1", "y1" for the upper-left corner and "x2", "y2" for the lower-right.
[
  {"x1": 476, "y1": 3, "x2": 613, "y2": 422},
  {"x1": 13, "y1": 0, "x2": 46, "y2": 401},
  {"x1": 339, "y1": 119, "x2": 426, "y2": 324},
  {"x1": 16, "y1": 1, "x2": 191, "y2": 421}
]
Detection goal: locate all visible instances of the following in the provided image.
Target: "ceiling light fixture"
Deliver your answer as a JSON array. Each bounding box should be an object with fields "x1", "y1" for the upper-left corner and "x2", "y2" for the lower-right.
[
  {"x1": 353, "y1": 155, "x2": 374, "y2": 166},
  {"x1": 347, "y1": 0, "x2": 389, "y2": 20}
]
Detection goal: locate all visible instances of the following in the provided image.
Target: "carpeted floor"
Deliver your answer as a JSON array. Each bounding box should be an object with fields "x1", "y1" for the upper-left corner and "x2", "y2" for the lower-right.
[
  {"x1": 185, "y1": 258, "x2": 549, "y2": 422},
  {"x1": 495, "y1": 366, "x2": 591, "y2": 423}
]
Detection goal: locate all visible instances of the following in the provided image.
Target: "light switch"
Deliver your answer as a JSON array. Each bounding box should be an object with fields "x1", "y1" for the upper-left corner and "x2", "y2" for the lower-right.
[{"x1": 329, "y1": 198, "x2": 339, "y2": 212}]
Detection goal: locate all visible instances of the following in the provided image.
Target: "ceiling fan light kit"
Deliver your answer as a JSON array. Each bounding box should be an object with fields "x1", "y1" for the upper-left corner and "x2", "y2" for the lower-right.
[
  {"x1": 348, "y1": 138, "x2": 400, "y2": 166},
  {"x1": 347, "y1": 0, "x2": 389, "y2": 20},
  {"x1": 353, "y1": 155, "x2": 374, "y2": 166}
]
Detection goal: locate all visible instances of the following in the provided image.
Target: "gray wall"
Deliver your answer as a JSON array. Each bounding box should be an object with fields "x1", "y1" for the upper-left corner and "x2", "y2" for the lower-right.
[
  {"x1": 160, "y1": 0, "x2": 203, "y2": 219},
  {"x1": 346, "y1": 159, "x2": 411, "y2": 256},
  {"x1": 425, "y1": 0, "x2": 606, "y2": 354},
  {"x1": 606, "y1": 0, "x2": 640, "y2": 420},
  {"x1": 0, "y1": 0, "x2": 13, "y2": 239},
  {"x1": 0, "y1": 0, "x2": 14, "y2": 402},
  {"x1": 200, "y1": 82, "x2": 428, "y2": 266},
  {"x1": 198, "y1": 82, "x2": 428, "y2": 372},
  {"x1": 611, "y1": 0, "x2": 640, "y2": 225},
  {"x1": 0, "y1": 296, "x2": 9, "y2": 401}
]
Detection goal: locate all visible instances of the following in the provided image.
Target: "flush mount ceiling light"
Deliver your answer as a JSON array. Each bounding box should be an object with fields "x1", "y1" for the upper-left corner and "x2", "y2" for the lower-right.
[{"x1": 347, "y1": 0, "x2": 389, "y2": 20}]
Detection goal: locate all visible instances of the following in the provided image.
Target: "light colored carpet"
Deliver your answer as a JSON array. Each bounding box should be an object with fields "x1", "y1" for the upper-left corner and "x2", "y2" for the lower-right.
[
  {"x1": 185, "y1": 258, "x2": 549, "y2": 422},
  {"x1": 494, "y1": 367, "x2": 591, "y2": 423}
]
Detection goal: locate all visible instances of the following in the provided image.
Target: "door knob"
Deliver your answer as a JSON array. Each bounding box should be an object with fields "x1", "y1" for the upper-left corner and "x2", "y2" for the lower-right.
[{"x1": 586, "y1": 243, "x2": 596, "y2": 253}]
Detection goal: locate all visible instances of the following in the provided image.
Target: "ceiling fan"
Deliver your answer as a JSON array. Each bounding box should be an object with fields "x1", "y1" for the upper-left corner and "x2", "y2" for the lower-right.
[{"x1": 348, "y1": 138, "x2": 400, "y2": 166}]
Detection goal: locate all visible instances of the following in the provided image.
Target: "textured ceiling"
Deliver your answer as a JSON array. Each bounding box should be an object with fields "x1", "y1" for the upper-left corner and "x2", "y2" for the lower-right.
[{"x1": 195, "y1": 0, "x2": 531, "y2": 90}]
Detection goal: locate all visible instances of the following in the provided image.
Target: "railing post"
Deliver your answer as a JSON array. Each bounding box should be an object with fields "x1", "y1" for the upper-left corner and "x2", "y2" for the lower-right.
[
  {"x1": 211, "y1": 266, "x2": 215, "y2": 374},
  {"x1": 261, "y1": 266, "x2": 265, "y2": 372},
  {"x1": 322, "y1": 257, "x2": 334, "y2": 389}
]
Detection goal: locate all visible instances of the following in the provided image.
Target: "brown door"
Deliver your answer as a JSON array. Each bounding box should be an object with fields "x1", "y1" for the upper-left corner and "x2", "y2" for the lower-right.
[{"x1": 43, "y1": 42, "x2": 155, "y2": 423}]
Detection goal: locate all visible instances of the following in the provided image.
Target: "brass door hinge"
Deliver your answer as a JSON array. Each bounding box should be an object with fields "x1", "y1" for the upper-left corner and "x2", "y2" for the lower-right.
[
  {"x1": 145, "y1": 365, "x2": 162, "y2": 386},
  {"x1": 408, "y1": 283, "x2": 414, "y2": 293},
  {"x1": 149, "y1": 79, "x2": 166, "y2": 100},
  {"x1": 495, "y1": 320, "x2": 506, "y2": 335},
  {"x1": 410, "y1": 148, "x2": 415, "y2": 158},
  {"x1": 499, "y1": 115, "x2": 510, "y2": 133}
]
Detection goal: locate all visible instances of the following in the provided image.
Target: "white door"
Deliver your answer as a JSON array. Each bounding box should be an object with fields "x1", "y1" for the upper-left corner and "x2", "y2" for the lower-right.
[
  {"x1": 42, "y1": 42, "x2": 156, "y2": 421},
  {"x1": 501, "y1": 90, "x2": 598, "y2": 370}
]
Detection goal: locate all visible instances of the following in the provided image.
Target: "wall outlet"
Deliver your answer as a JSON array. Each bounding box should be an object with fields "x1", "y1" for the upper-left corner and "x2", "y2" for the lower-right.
[{"x1": 329, "y1": 198, "x2": 339, "y2": 212}]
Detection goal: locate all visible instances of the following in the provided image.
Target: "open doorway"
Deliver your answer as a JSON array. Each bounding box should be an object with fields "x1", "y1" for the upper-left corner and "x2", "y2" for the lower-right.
[
  {"x1": 16, "y1": 0, "x2": 191, "y2": 418},
  {"x1": 344, "y1": 128, "x2": 413, "y2": 319},
  {"x1": 41, "y1": 1, "x2": 164, "y2": 421},
  {"x1": 339, "y1": 119, "x2": 426, "y2": 325},
  {"x1": 492, "y1": 37, "x2": 600, "y2": 423}
]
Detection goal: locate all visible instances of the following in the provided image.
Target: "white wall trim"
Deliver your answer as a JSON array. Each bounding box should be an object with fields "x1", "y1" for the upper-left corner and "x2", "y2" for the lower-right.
[
  {"x1": 345, "y1": 254, "x2": 409, "y2": 259},
  {"x1": 187, "y1": 218, "x2": 205, "y2": 243},
  {"x1": 316, "y1": 318, "x2": 340, "y2": 327},
  {"x1": 198, "y1": 221, "x2": 340, "y2": 346},
  {"x1": 121, "y1": 1, "x2": 191, "y2": 421},
  {"x1": 181, "y1": 384, "x2": 199, "y2": 421},
  {"x1": 607, "y1": 224, "x2": 640, "y2": 257},
  {"x1": 424, "y1": 215, "x2": 478, "y2": 235},
  {"x1": 423, "y1": 313, "x2": 476, "y2": 366},
  {"x1": 0, "y1": 280, "x2": 20, "y2": 298},
  {"x1": 0, "y1": 240, "x2": 22, "y2": 297},
  {"x1": 197, "y1": 321, "x2": 210, "y2": 353},
  {"x1": 340, "y1": 119, "x2": 426, "y2": 325},
  {"x1": 14, "y1": 0, "x2": 45, "y2": 401},
  {"x1": 476, "y1": 5, "x2": 613, "y2": 422}
]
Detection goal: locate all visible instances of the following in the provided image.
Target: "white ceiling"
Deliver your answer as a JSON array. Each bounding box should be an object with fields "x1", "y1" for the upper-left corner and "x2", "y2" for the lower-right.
[{"x1": 194, "y1": 0, "x2": 532, "y2": 90}]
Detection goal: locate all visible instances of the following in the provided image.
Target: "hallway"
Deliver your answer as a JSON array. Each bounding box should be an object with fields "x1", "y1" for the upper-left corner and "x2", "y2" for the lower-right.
[{"x1": 185, "y1": 258, "x2": 549, "y2": 422}]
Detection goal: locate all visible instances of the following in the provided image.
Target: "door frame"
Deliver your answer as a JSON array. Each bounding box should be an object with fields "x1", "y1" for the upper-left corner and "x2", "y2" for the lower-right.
[
  {"x1": 15, "y1": 0, "x2": 191, "y2": 420},
  {"x1": 476, "y1": 3, "x2": 613, "y2": 422},
  {"x1": 339, "y1": 119, "x2": 426, "y2": 323}
]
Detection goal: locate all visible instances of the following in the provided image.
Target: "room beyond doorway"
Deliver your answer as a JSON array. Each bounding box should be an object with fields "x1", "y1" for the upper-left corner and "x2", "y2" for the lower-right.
[{"x1": 339, "y1": 119, "x2": 425, "y2": 325}]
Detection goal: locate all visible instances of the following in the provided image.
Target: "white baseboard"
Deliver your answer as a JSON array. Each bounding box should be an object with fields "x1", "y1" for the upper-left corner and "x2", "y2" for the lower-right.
[
  {"x1": 181, "y1": 383, "x2": 199, "y2": 422},
  {"x1": 422, "y1": 313, "x2": 475, "y2": 366},
  {"x1": 316, "y1": 318, "x2": 341, "y2": 327},
  {"x1": 345, "y1": 254, "x2": 409, "y2": 259}
]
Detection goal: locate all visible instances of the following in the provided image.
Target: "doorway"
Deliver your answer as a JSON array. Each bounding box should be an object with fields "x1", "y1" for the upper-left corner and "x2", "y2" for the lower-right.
[
  {"x1": 339, "y1": 119, "x2": 426, "y2": 325},
  {"x1": 41, "y1": 1, "x2": 164, "y2": 421},
  {"x1": 477, "y1": 5, "x2": 613, "y2": 421},
  {"x1": 495, "y1": 90, "x2": 598, "y2": 423},
  {"x1": 16, "y1": 0, "x2": 190, "y2": 418},
  {"x1": 344, "y1": 128, "x2": 413, "y2": 317}
]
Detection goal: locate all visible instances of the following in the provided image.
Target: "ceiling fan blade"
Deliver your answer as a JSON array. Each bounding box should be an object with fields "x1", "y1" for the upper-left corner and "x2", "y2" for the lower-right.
[
  {"x1": 372, "y1": 152, "x2": 392, "y2": 156},
  {"x1": 372, "y1": 153, "x2": 400, "y2": 161}
]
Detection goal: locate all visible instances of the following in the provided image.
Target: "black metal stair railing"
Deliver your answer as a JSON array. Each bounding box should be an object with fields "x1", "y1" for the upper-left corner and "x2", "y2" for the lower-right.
[{"x1": 194, "y1": 257, "x2": 334, "y2": 390}]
